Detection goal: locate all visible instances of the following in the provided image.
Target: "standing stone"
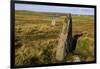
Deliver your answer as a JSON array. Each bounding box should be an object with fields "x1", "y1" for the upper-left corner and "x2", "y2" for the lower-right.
[
  {"x1": 56, "y1": 14, "x2": 72, "y2": 61},
  {"x1": 51, "y1": 19, "x2": 56, "y2": 26},
  {"x1": 65, "y1": 13, "x2": 72, "y2": 53}
]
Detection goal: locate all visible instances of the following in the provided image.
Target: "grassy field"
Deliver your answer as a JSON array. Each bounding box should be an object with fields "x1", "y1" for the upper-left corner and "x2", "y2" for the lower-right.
[
  {"x1": 15, "y1": 10, "x2": 67, "y2": 66},
  {"x1": 15, "y1": 10, "x2": 95, "y2": 66}
]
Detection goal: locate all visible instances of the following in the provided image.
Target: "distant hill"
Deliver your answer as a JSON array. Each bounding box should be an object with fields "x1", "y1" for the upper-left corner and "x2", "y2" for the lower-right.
[{"x1": 15, "y1": 10, "x2": 68, "y2": 16}]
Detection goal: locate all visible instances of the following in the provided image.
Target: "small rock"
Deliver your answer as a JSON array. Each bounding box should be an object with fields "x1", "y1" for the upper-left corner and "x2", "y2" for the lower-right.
[{"x1": 73, "y1": 55, "x2": 81, "y2": 62}]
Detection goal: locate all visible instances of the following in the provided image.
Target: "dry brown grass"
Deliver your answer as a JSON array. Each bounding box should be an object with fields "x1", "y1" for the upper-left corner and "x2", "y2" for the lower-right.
[{"x1": 15, "y1": 10, "x2": 67, "y2": 66}]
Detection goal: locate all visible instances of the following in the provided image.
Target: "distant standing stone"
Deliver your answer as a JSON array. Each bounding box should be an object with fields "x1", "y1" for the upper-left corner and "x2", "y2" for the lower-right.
[{"x1": 51, "y1": 19, "x2": 56, "y2": 26}]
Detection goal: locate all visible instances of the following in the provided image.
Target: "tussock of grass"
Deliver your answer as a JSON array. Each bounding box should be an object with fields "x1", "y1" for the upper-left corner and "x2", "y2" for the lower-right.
[
  {"x1": 64, "y1": 35, "x2": 94, "y2": 62},
  {"x1": 15, "y1": 39, "x2": 59, "y2": 65},
  {"x1": 74, "y1": 35, "x2": 94, "y2": 61}
]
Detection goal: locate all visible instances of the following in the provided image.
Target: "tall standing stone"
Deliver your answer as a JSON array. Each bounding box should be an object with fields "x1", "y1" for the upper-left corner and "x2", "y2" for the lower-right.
[{"x1": 56, "y1": 14, "x2": 72, "y2": 61}]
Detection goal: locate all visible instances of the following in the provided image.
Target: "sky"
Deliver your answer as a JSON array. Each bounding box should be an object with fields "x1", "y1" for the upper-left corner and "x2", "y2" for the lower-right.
[{"x1": 15, "y1": 3, "x2": 94, "y2": 15}]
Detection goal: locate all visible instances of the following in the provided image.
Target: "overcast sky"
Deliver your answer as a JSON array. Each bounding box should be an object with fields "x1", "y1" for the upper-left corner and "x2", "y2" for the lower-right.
[{"x1": 15, "y1": 3, "x2": 94, "y2": 15}]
